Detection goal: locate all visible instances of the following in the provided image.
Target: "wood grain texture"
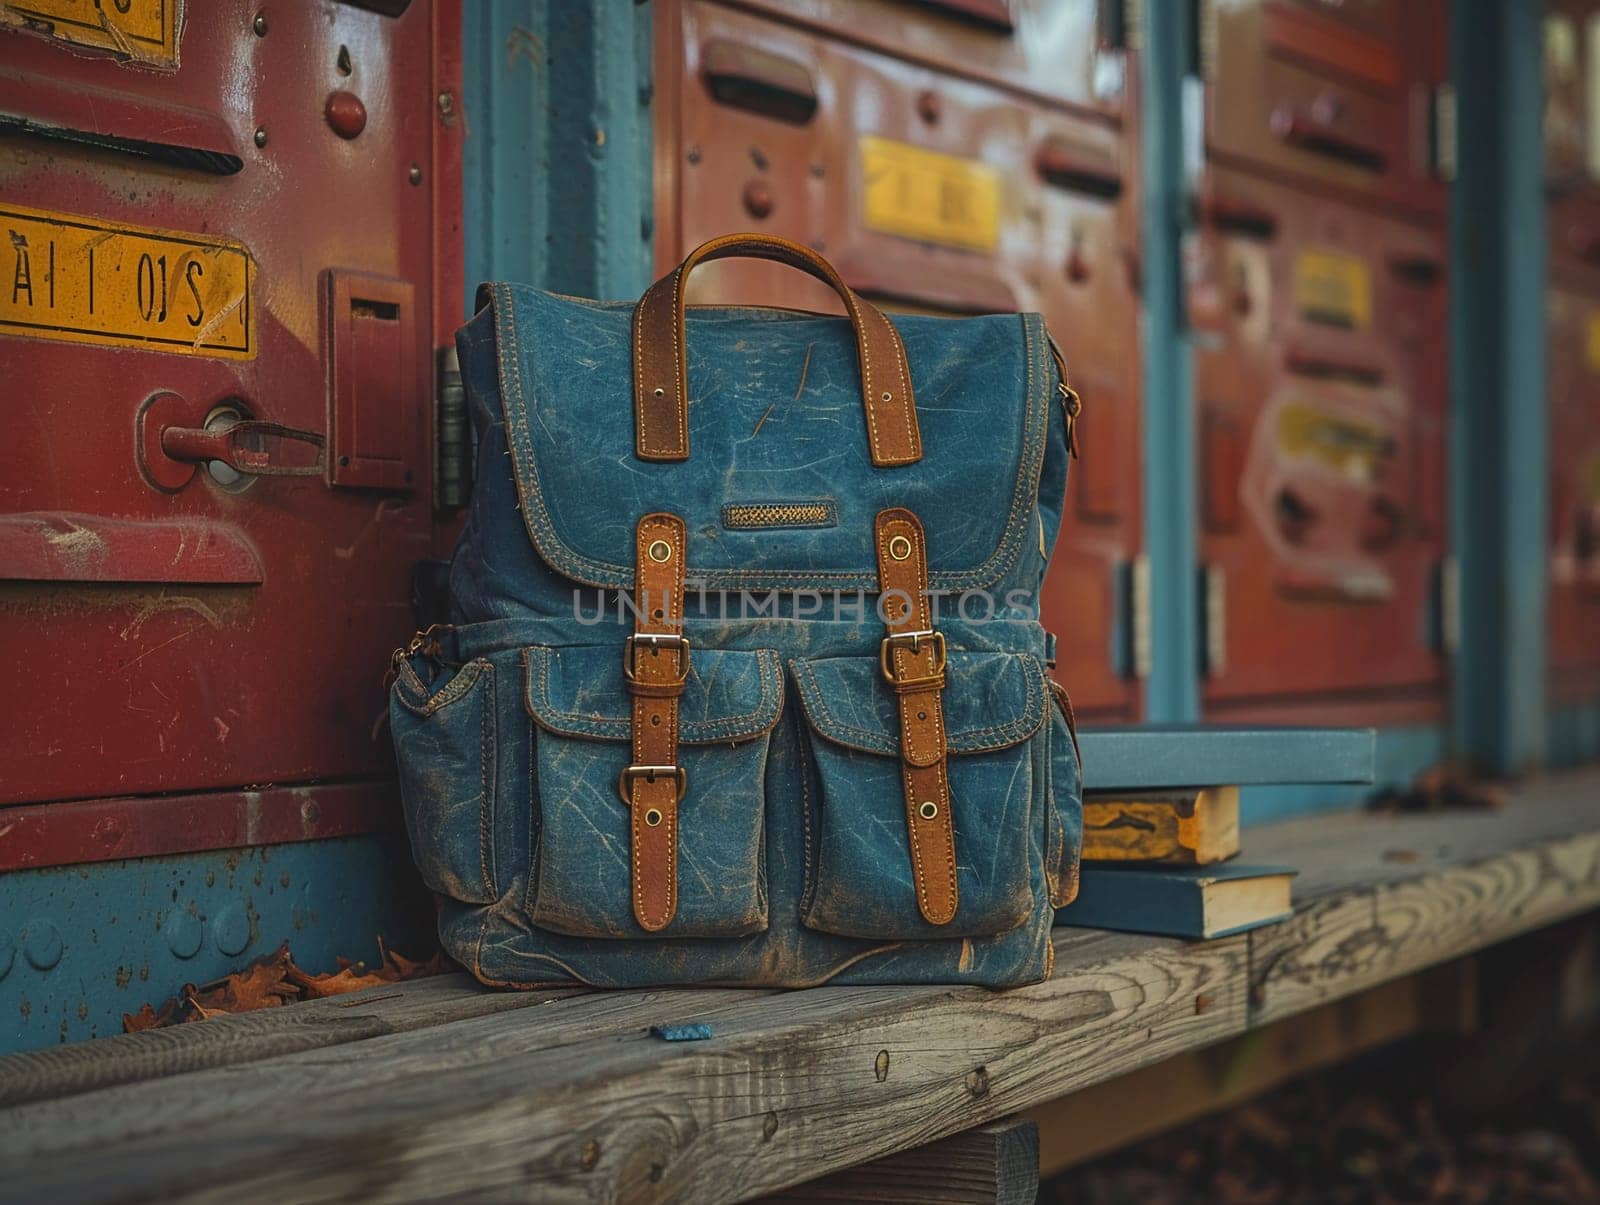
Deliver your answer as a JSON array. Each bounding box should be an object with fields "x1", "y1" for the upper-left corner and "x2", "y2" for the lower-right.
[
  {"x1": 1249, "y1": 771, "x2": 1600, "y2": 1024},
  {"x1": 0, "y1": 974, "x2": 580, "y2": 1109},
  {"x1": 759, "y1": 1116, "x2": 1038, "y2": 1203},
  {"x1": 1028, "y1": 959, "x2": 1477, "y2": 1175},
  {"x1": 0, "y1": 929, "x2": 1248, "y2": 1204}
]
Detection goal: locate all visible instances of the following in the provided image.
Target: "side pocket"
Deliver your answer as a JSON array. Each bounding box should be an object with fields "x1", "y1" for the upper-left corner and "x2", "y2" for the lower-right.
[
  {"x1": 1046, "y1": 679, "x2": 1084, "y2": 908},
  {"x1": 390, "y1": 657, "x2": 498, "y2": 904}
]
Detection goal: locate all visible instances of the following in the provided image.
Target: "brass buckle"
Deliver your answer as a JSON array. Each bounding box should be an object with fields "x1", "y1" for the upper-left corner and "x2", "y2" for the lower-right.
[
  {"x1": 623, "y1": 632, "x2": 690, "y2": 685},
  {"x1": 880, "y1": 629, "x2": 947, "y2": 687},
  {"x1": 386, "y1": 622, "x2": 453, "y2": 682},
  {"x1": 618, "y1": 763, "x2": 688, "y2": 805}
]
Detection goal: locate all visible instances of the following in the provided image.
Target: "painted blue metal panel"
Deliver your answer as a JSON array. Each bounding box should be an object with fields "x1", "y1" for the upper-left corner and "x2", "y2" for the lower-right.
[
  {"x1": 462, "y1": 0, "x2": 654, "y2": 307},
  {"x1": 1450, "y1": 0, "x2": 1549, "y2": 772},
  {"x1": 1080, "y1": 725, "x2": 1375, "y2": 791},
  {"x1": 1139, "y1": 1, "x2": 1201, "y2": 724},
  {"x1": 1550, "y1": 702, "x2": 1600, "y2": 769},
  {"x1": 0, "y1": 837, "x2": 434, "y2": 1056}
]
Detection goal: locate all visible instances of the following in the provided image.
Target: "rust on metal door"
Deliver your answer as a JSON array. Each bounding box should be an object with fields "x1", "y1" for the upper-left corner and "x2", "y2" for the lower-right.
[
  {"x1": 1549, "y1": 199, "x2": 1600, "y2": 705},
  {"x1": 0, "y1": 3, "x2": 463, "y2": 827},
  {"x1": 1189, "y1": 166, "x2": 1449, "y2": 725},
  {"x1": 654, "y1": 0, "x2": 1145, "y2": 720}
]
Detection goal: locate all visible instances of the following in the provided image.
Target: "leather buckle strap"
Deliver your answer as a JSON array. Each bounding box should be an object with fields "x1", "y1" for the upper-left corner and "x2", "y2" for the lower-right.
[
  {"x1": 626, "y1": 513, "x2": 689, "y2": 932},
  {"x1": 875, "y1": 508, "x2": 958, "y2": 927},
  {"x1": 624, "y1": 632, "x2": 691, "y2": 687},
  {"x1": 617, "y1": 764, "x2": 688, "y2": 807},
  {"x1": 879, "y1": 629, "x2": 947, "y2": 688}
]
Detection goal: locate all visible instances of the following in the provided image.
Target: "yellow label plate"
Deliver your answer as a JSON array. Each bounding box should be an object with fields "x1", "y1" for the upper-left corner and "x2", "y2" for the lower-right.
[
  {"x1": 1585, "y1": 312, "x2": 1600, "y2": 373},
  {"x1": 860, "y1": 136, "x2": 1001, "y2": 252},
  {"x1": 1277, "y1": 402, "x2": 1393, "y2": 480},
  {"x1": 1293, "y1": 249, "x2": 1372, "y2": 329},
  {"x1": 0, "y1": 0, "x2": 179, "y2": 65},
  {"x1": 0, "y1": 204, "x2": 252, "y2": 359}
]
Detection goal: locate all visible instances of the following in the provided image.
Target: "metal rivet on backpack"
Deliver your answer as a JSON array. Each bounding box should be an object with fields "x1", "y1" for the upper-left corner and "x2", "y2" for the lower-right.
[
  {"x1": 653, "y1": 387, "x2": 665, "y2": 397},
  {"x1": 648, "y1": 539, "x2": 672, "y2": 563},
  {"x1": 888, "y1": 535, "x2": 912, "y2": 561},
  {"x1": 919, "y1": 800, "x2": 938, "y2": 820},
  {"x1": 644, "y1": 808, "x2": 663, "y2": 827},
  {"x1": 881, "y1": 391, "x2": 892, "y2": 402}
]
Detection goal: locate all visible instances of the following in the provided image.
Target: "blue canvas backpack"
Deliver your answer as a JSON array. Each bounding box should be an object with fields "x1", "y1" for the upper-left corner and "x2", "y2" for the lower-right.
[{"x1": 390, "y1": 234, "x2": 1084, "y2": 988}]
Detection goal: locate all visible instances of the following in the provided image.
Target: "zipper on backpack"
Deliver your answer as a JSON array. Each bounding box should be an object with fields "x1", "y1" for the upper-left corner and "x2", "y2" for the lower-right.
[{"x1": 1045, "y1": 329, "x2": 1082, "y2": 459}]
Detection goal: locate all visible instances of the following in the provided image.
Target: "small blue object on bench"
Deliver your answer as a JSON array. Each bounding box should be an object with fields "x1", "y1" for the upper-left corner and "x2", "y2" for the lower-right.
[
  {"x1": 1078, "y1": 726, "x2": 1376, "y2": 792},
  {"x1": 652, "y1": 1023, "x2": 714, "y2": 1042}
]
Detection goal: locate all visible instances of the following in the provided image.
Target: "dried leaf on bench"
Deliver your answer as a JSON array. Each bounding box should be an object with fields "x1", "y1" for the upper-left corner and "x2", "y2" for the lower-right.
[{"x1": 121, "y1": 938, "x2": 453, "y2": 1031}]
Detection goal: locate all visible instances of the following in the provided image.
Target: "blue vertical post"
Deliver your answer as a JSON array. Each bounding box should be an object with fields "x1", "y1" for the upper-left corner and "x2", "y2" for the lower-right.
[
  {"x1": 1139, "y1": 8, "x2": 1201, "y2": 722},
  {"x1": 1450, "y1": 0, "x2": 1548, "y2": 772},
  {"x1": 462, "y1": 1, "x2": 654, "y2": 305}
]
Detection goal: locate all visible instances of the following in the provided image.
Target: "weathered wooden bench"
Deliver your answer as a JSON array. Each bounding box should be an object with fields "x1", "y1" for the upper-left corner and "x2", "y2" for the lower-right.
[{"x1": 2, "y1": 767, "x2": 1597, "y2": 1203}]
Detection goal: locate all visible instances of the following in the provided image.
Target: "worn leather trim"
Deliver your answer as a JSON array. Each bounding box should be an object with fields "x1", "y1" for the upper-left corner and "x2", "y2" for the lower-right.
[
  {"x1": 485, "y1": 285, "x2": 1051, "y2": 591},
  {"x1": 627, "y1": 512, "x2": 689, "y2": 932},
  {"x1": 787, "y1": 654, "x2": 1047, "y2": 756},
  {"x1": 874, "y1": 507, "x2": 957, "y2": 926},
  {"x1": 633, "y1": 234, "x2": 921, "y2": 466},
  {"x1": 522, "y1": 646, "x2": 784, "y2": 744}
]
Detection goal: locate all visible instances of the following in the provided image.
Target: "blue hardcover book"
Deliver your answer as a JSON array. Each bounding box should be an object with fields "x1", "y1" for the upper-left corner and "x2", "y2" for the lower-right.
[{"x1": 1055, "y1": 863, "x2": 1296, "y2": 939}]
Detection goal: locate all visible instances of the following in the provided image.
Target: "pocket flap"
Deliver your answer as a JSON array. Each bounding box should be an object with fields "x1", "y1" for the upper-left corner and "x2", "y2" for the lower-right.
[
  {"x1": 523, "y1": 645, "x2": 783, "y2": 744},
  {"x1": 791, "y1": 651, "x2": 1047, "y2": 756}
]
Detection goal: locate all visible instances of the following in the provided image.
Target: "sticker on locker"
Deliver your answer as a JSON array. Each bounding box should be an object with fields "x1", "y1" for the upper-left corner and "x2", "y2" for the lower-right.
[
  {"x1": 0, "y1": 0, "x2": 181, "y2": 67},
  {"x1": 0, "y1": 204, "x2": 253, "y2": 359},
  {"x1": 1293, "y1": 249, "x2": 1371, "y2": 330},
  {"x1": 859, "y1": 136, "x2": 1001, "y2": 252}
]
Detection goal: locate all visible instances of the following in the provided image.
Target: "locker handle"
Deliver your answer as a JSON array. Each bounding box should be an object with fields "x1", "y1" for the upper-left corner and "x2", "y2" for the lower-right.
[
  {"x1": 161, "y1": 420, "x2": 326, "y2": 478},
  {"x1": 1269, "y1": 106, "x2": 1387, "y2": 173},
  {"x1": 915, "y1": 0, "x2": 1015, "y2": 30},
  {"x1": 0, "y1": 69, "x2": 242, "y2": 175},
  {"x1": 701, "y1": 40, "x2": 818, "y2": 125},
  {"x1": 1197, "y1": 196, "x2": 1278, "y2": 240},
  {"x1": 1386, "y1": 253, "x2": 1444, "y2": 287},
  {"x1": 1566, "y1": 225, "x2": 1600, "y2": 265},
  {"x1": 1034, "y1": 140, "x2": 1123, "y2": 199},
  {"x1": 1284, "y1": 349, "x2": 1385, "y2": 386}
]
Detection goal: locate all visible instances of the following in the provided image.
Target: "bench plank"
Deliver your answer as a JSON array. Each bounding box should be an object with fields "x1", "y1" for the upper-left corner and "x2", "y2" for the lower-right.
[
  {"x1": 759, "y1": 1116, "x2": 1039, "y2": 1204},
  {"x1": 0, "y1": 929, "x2": 1248, "y2": 1204},
  {"x1": 1248, "y1": 772, "x2": 1600, "y2": 1024},
  {"x1": 0, "y1": 974, "x2": 579, "y2": 1109}
]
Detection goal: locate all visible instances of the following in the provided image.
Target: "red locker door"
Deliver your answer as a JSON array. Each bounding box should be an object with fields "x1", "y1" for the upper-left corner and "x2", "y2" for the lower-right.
[
  {"x1": 730, "y1": 0, "x2": 1130, "y2": 120},
  {"x1": 1192, "y1": 167, "x2": 1448, "y2": 725},
  {"x1": 1548, "y1": 264, "x2": 1600, "y2": 704},
  {"x1": 0, "y1": 2, "x2": 461, "y2": 809},
  {"x1": 1203, "y1": 0, "x2": 1449, "y2": 220},
  {"x1": 654, "y1": 0, "x2": 1143, "y2": 719}
]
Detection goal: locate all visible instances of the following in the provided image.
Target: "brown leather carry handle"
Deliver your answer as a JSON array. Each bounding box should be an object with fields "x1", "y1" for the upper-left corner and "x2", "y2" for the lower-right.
[{"x1": 632, "y1": 233, "x2": 923, "y2": 466}]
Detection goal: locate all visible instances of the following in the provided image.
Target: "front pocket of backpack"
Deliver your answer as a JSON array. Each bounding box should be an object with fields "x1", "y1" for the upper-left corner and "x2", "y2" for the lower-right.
[
  {"x1": 391, "y1": 657, "x2": 498, "y2": 905},
  {"x1": 522, "y1": 644, "x2": 783, "y2": 939},
  {"x1": 790, "y1": 650, "x2": 1049, "y2": 941}
]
